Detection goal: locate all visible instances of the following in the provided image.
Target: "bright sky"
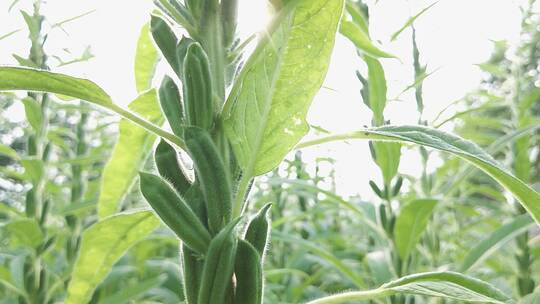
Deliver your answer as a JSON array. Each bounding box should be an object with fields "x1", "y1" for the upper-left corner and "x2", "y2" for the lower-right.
[{"x1": 0, "y1": 0, "x2": 525, "y2": 198}]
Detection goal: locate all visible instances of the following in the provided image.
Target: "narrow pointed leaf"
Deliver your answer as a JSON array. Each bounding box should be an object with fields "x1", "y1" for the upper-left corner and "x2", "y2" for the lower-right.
[{"x1": 461, "y1": 214, "x2": 534, "y2": 272}]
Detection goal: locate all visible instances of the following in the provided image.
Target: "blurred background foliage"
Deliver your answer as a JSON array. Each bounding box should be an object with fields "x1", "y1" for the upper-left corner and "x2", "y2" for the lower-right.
[{"x1": 1, "y1": 0, "x2": 540, "y2": 303}]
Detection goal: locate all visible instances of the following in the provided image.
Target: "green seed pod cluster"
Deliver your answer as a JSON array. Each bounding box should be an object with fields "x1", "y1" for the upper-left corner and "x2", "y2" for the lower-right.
[
  {"x1": 198, "y1": 218, "x2": 241, "y2": 304},
  {"x1": 185, "y1": 127, "x2": 232, "y2": 235},
  {"x1": 244, "y1": 203, "x2": 272, "y2": 258},
  {"x1": 154, "y1": 139, "x2": 191, "y2": 195},
  {"x1": 158, "y1": 77, "x2": 184, "y2": 137},
  {"x1": 234, "y1": 239, "x2": 263, "y2": 304},
  {"x1": 182, "y1": 244, "x2": 204, "y2": 304},
  {"x1": 139, "y1": 172, "x2": 211, "y2": 254},
  {"x1": 183, "y1": 43, "x2": 215, "y2": 132},
  {"x1": 151, "y1": 15, "x2": 179, "y2": 76}
]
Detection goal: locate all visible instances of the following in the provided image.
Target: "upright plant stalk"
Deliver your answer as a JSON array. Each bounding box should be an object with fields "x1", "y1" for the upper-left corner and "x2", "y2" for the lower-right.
[
  {"x1": 511, "y1": 6, "x2": 535, "y2": 295},
  {"x1": 143, "y1": 1, "x2": 270, "y2": 303},
  {"x1": 65, "y1": 110, "x2": 88, "y2": 265},
  {"x1": 21, "y1": 2, "x2": 52, "y2": 303}
]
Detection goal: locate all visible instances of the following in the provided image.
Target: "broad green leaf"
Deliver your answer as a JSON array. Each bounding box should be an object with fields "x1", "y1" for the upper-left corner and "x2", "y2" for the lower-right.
[
  {"x1": 22, "y1": 97, "x2": 42, "y2": 132},
  {"x1": 460, "y1": 214, "x2": 534, "y2": 272},
  {"x1": 223, "y1": 0, "x2": 344, "y2": 177},
  {"x1": 97, "y1": 89, "x2": 164, "y2": 219},
  {"x1": 4, "y1": 219, "x2": 43, "y2": 248},
  {"x1": 298, "y1": 124, "x2": 540, "y2": 225},
  {"x1": 308, "y1": 271, "x2": 512, "y2": 304},
  {"x1": 340, "y1": 20, "x2": 395, "y2": 59},
  {"x1": 390, "y1": 2, "x2": 438, "y2": 41},
  {"x1": 0, "y1": 67, "x2": 184, "y2": 149},
  {"x1": 0, "y1": 143, "x2": 20, "y2": 160},
  {"x1": 66, "y1": 210, "x2": 160, "y2": 304},
  {"x1": 0, "y1": 66, "x2": 113, "y2": 107},
  {"x1": 394, "y1": 199, "x2": 438, "y2": 261},
  {"x1": 135, "y1": 23, "x2": 159, "y2": 93}
]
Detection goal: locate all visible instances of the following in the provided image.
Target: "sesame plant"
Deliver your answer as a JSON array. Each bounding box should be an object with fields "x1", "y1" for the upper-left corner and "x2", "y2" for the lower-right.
[{"x1": 1, "y1": 0, "x2": 540, "y2": 303}]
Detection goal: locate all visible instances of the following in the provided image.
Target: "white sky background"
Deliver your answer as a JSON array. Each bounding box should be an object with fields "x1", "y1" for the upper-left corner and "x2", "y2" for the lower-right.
[{"x1": 0, "y1": 0, "x2": 525, "y2": 198}]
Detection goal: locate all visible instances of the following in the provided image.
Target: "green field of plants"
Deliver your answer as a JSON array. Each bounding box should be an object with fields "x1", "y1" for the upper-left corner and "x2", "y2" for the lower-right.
[{"x1": 1, "y1": 0, "x2": 540, "y2": 303}]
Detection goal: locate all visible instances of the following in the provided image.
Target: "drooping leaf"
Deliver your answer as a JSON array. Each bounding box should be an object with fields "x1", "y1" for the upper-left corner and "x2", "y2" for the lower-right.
[
  {"x1": 460, "y1": 214, "x2": 534, "y2": 272},
  {"x1": 0, "y1": 67, "x2": 184, "y2": 148},
  {"x1": 308, "y1": 271, "x2": 512, "y2": 304},
  {"x1": 394, "y1": 199, "x2": 438, "y2": 261},
  {"x1": 298, "y1": 124, "x2": 540, "y2": 225},
  {"x1": 135, "y1": 22, "x2": 159, "y2": 93},
  {"x1": 340, "y1": 20, "x2": 395, "y2": 59},
  {"x1": 0, "y1": 66, "x2": 113, "y2": 106},
  {"x1": 97, "y1": 90, "x2": 164, "y2": 219},
  {"x1": 66, "y1": 210, "x2": 160, "y2": 304},
  {"x1": 223, "y1": 0, "x2": 344, "y2": 177}
]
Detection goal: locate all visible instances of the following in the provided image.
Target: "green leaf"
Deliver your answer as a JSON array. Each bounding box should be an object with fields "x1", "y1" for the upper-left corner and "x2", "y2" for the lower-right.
[
  {"x1": 0, "y1": 29, "x2": 21, "y2": 41},
  {"x1": 0, "y1": 143, "x2": 20, "y2": 160},
  {"x1": 21, "y1": 158, "x2": 44, "y2": 185},
  {"x1": 308, "y1": 271, "x2": 512, "y2": 304},
  {"x1": 394, "y1": 199, "x2": 438, "y2": 261},
  {"x1": 0, "y1": 66, "x2": 185, "y2": 149},
  {"x1": 364, "y1": 56, "x2": 388, "y2": 124},
  {"x1": 298, "y1": 124, "x2": 540, "y2": 225},
  {"x1": 135, "y1": 23, "x2": 159, "y2": 93},
  {"x1": 366, "y1": 250, "x2": 393, "y2": 286},
  {"x1": 0, "y1": 66, "x2": 113, "y2": 107},
  {"x1": 372, "y1": 142, "x2": 401, "y2": 185},
  {"x1": 340, "y1": 20, "x2": 396, "y2": 59},
  {"x1": 273, "y1": 231, "x2": 367, "y2": 288},
  {"x1": 97, "y1": 89, "x2": 164, "y2": 219},
  {"x1": 4, "y1": 218, "x2": 44, "y2": 248},
  {"x1": 460, "y1": 214, "x2": 534, "y2": 272},
  {"x1": 223, "y1": 0, "x2": 345, "y2": 177},
  {"x1": 22, "y1": 97, "x2": 42, "y2": 132},
  {"x1": 390, "y1": 2, "x2": 438, "y2": 41},
  {"x1": 100, "y1": 274, "x2": 167, "y2": 304},
  {"x1": 66, "y1": 210, "x2": 160, "y2": 304}
]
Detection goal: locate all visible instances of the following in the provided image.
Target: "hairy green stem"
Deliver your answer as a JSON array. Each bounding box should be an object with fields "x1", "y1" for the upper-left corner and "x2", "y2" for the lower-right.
[{"x1": 109, "y1": 103, "x2": 186, "y2": 150}]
